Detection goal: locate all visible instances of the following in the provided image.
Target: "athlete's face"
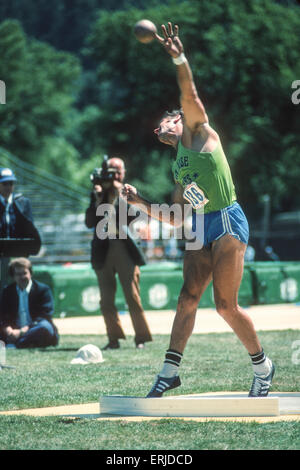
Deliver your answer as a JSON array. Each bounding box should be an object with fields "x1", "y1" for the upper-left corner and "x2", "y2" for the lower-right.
[{"x1": 154, "y1": 115, "x2": 183, "y2": 147}]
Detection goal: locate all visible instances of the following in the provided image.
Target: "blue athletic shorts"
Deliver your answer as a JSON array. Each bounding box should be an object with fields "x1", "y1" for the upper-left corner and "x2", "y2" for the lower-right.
[{"x1": 192, "y1": 202, "x2": 249, "y2": 248}]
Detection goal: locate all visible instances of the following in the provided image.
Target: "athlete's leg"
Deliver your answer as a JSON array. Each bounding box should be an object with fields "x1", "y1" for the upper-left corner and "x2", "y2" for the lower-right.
[
  {"x1": 211, "y1": 234, "x2": 261, "y2": 354},
  {"x1": 146, "y1": 246, "x2": 213, "y2": 397},
  {"x1": 168, "y1": 246, "x2": 213, "y2": 353},
  {"x1": 212, "y1": 234, "x2": 275, "y2": 395}
]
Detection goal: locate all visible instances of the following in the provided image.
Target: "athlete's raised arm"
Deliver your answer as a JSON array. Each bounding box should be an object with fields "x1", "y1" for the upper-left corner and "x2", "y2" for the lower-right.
[{"x1": 155, "y1": 22, "x2": 208, "y2": 134}]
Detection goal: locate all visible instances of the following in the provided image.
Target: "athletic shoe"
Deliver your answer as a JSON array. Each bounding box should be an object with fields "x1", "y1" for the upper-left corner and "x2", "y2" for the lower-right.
[
  {"x1": 146, "y1": 375, "x2": 181, "y2": 398},
  {"x1": 102, "y1": 340, "x2": 120, "y2": 350},
  {"x1": 248, "y1": 363, "x2": 275, "y2": 397},
  {"x1": 136, "y1": 342, "x2": 145, "y2": 349}
]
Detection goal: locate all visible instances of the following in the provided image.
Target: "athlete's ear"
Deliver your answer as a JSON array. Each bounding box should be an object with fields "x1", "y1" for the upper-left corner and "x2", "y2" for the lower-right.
[
  {"x1": 174, "y1": 115, "x2": 182, "y2": 124},
  {"x1": 154, "y1": 128, "x2": 159, "y2": 135}
]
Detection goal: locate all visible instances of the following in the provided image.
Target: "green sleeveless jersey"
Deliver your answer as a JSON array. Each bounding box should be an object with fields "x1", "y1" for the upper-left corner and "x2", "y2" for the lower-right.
[{"x1": 172, "y1": 140, "x2": 236, "y2": 214}]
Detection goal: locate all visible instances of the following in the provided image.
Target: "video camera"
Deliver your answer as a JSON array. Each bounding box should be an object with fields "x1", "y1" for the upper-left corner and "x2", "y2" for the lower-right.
[{"x1": 90, "y1": 155, "x2": 117, "y2": 186}]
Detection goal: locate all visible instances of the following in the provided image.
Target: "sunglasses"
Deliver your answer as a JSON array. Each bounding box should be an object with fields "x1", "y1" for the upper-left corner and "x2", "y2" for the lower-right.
[{"x1": 1, "y1": 181, "x2": 15, "y2": 186}]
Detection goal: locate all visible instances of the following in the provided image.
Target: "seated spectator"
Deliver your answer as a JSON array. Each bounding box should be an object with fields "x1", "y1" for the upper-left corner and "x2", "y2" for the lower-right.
[{"x1": 0, "y1": 258, "x2": 59, "y2": 348}]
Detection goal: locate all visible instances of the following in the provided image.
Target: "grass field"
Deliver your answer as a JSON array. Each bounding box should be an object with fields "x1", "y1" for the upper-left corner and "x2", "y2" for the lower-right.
[{"x1": 0, "y1": 330, "x2": 299, "y2": 450}]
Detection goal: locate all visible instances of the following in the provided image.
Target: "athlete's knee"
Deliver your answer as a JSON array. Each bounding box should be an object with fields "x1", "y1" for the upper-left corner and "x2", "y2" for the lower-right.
[
  {"x1": 214, "y1": 294, "x2": 237, "y2": 316},
  {"x1": 178, "y1": 283, "x2": 200, "y2": 309}
]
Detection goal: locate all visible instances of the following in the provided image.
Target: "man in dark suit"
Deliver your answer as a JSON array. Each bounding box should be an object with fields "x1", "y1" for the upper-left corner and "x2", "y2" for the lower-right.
[
  {"x1": 85, "y1": 157, "x2": 152, "y2": 350},
  {"x1": 0, "y1": 258, "x2": 59, "y2": 348},
  {"x1": 0, "y1": 167, "x2": 41, "y2": 291},
  {"x1": 0, "y1": 167, "x2": 41, "y2": 248}
]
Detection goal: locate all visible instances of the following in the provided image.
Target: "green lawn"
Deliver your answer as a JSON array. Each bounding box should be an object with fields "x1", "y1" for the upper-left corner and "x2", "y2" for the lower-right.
[{"x1": 0, "y1": 330, "x2": 299, "y2": 450}]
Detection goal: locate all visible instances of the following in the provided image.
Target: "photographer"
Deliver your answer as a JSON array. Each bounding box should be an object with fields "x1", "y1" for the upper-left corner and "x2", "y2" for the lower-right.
[{"x1": 85, "y1": 157, "x2": 152, "y2": 350}]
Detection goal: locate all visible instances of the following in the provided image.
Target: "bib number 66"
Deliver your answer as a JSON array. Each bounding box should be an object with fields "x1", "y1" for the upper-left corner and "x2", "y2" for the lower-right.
[{"x1": 183, "y1": 182, "x2": 209, "y2": 209}]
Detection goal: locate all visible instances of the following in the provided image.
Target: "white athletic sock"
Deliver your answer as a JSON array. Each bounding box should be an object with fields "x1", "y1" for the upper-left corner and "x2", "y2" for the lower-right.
[
  {"x1": 160, "y1": 362, "x2": 179, "y2": 378},
  {"x1": 159, "y1": 349, "x2": 183, "y2": 378},
  {"x1": 250, "y1": 349, "x2": 272, "y2": 377}
]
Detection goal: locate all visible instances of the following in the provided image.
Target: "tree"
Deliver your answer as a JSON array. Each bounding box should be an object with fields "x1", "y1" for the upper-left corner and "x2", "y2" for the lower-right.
[
  {"x1": 0, "y1": 19, "x2": 82, "y2": 176},
  {"x1": 0, "y1": 0, "x2": 166, "y2": 53}
]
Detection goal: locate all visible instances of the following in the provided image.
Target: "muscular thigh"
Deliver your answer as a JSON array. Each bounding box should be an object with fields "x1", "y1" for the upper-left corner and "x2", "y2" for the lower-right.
[
  {"x1": 182, "y1": 246, "x2": 213, "y2": 297},
  {"x1": 212, "y1": 234, "x2": 246, "y2": 308}
]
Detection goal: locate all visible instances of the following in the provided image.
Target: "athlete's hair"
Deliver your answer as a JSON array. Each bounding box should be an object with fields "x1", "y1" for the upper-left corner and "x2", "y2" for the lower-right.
[{"x1": 161, "y1": 109, "x2": 184, "y2": 120}]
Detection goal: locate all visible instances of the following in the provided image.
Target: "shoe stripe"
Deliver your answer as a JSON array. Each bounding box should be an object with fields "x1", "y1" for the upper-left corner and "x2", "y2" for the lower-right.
[
  {"x1": 159, "y1": 380, "x2": 169, "y2": 388},
  {"x1": 148, "y1": 376, "x2": 180, "y2": 397},
  {"x1": 249, "y1": 377, "x2": 272, "y2": 396},
  {"x1": 154, "y1": 378, "x2": 176, "y2": 392}
]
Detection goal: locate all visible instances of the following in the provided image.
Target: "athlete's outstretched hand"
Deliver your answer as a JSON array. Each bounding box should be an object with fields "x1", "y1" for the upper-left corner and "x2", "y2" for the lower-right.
[{"x1": 155, "y1": 22, "x2": 184, "y2": 59}]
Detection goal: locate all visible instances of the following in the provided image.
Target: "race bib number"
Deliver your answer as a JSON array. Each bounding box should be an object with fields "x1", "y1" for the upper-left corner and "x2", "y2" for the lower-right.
[{"x1": 183, "y1": 182, "x2": 209, "y2": 209}]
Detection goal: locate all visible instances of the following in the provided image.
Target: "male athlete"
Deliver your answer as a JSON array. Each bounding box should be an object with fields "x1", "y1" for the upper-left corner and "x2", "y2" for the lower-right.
[{"x1": 122, "y1": 22, "x2": 275, "y2": 397}]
